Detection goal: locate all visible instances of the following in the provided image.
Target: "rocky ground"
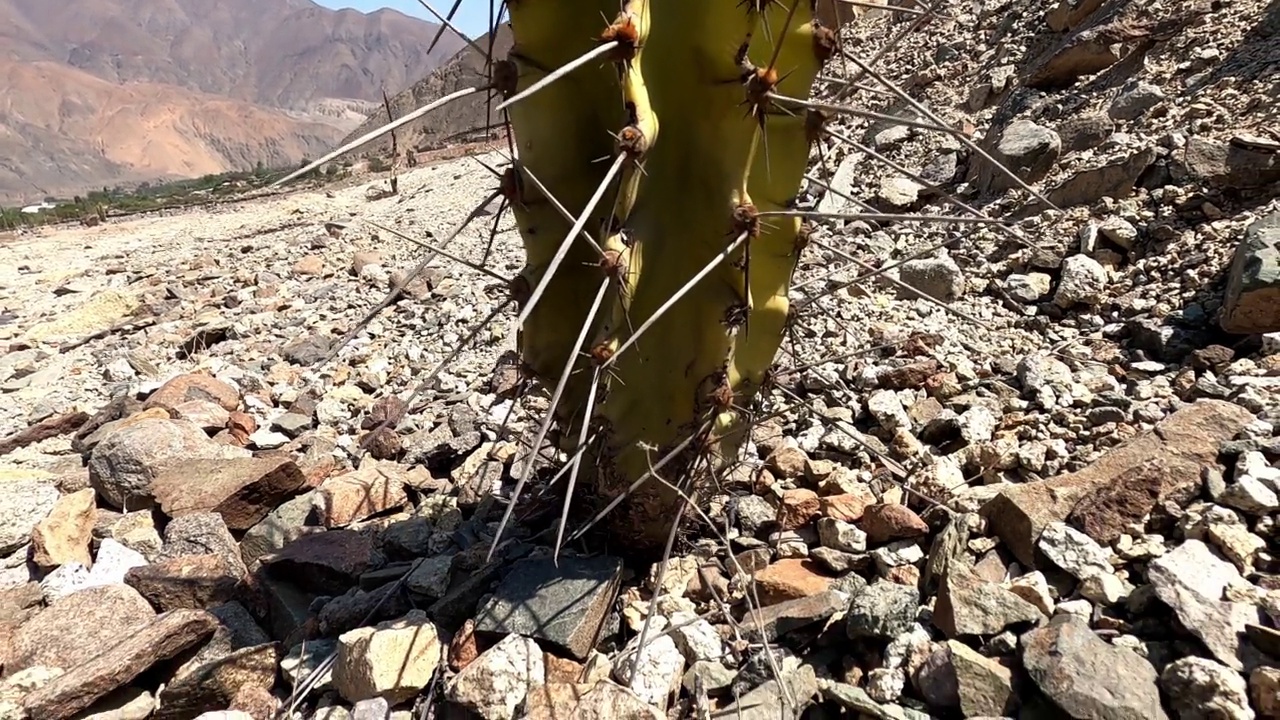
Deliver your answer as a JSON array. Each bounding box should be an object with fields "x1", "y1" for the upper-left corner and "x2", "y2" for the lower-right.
[{"x1": 1, "y1": 0, "x2": 1279, "y2": 719}]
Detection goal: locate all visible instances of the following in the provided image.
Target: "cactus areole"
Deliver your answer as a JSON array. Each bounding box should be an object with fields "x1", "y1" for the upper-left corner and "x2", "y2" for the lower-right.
[{"x1": 503, "y1": 0, "x2": 829, "y2": 556}]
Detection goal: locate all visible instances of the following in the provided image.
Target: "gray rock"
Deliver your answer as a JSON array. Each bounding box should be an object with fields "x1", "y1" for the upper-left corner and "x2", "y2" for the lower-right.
[
  {"x1": 1021, "y1": 615, "x2": 1167, "y2": 720},
  {"x1": 1057, "y1": 112, "x2": 1114, "y2": 153},
  {"x1": 240, "y1": 491, "x2": 319, "y2": 568},
  {"x1": 712, "y1": 664, "x2": 817, "y2": 720},
  {"x1": 1219, "y1": 475, "x2": 1279, "y2": 515},
  {"x1": 281, "y1": 639, "x2": 336, "y2": 697},
  {"x1": 933, "y1": 565, "x2": 1044, "y2": 637},
  {"x1": 683, "y1": 661, "x2": 735, "y2": 696},
  {"x1": 474, "y1": 554, "x2": 622, "y2": 660},
  {"x1": 1038, "y1": 522, "x2": 1112, "y2": 580},
  {"x1": 1004, "y1": 273, "x2": 1052, "y2": 303},
  {"x1": 1108, "y1": 82, "x2": 1165, "y2": 121},
  {"x1": 1148, "y1": 541, "x2": 1264, "y2": 671},
  {"x1": 404, "y1": 554, "x2": 454, "y2": 600},
  {"x1": 160, "y1": 512, "x2": 249, "y2": 579},
  {"x1": 1054, "y1": 254, "x2": 1107, "y2": 308},
  {"x1": 1159, "y1": 657, "x2": 1253, "y2": 720},
  {"x1": 1222, "y1": 211, "x2": 1280, "y2": 334},
  {"x1": 896, "y1": 252, "x2": 965, "y2": 303},
  {"x1": 847, "y1": 581, "x2": 920, "y2": 640},
  {"x1": 352, "y1": 697, "x2": 390, "y2": 720},
  {"x1": 87, "y1": 418, "x2": 250, "y2": 510},
  {"x1": 817, "y1": 517, "x2": 867, "y2": 553},
  {"x1": 0, "y1": 476, "x2": 59, "y2": 554},
  {"x1": 981, "y1": 119, "x2": 1061, "y2": 192}
]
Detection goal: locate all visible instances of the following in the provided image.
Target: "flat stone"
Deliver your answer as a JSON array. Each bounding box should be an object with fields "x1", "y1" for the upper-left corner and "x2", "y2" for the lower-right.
[
  {"x1": 154, "y1": 603, "x2": 276, "y2": 720},
  {"x1": 23, "y1": 609, "x2": 218, "y2": 720},
  {"x1": 152, "y1": 456, "x2": 306, "y2": 531},
  {"x1": 710, "y1": 664, "x2": 817, "y2": 720},
  {"x1": 475, "y1": 555, "x2": 622, "y2": 661},
  {"x1": 754, "y1": 559, "x2": 832, "y2": 605},
  {"x1": 445, "y1": 633, "x2": 543, "y2": 720},
  {"x1": 1221, "y1": 210, "x2": 1280, "y2": 335},
  {"x1": 315, "y1": 462, "x2": 409, "y2": 528},
  {"x1": 334, "y1": 610, "x2": 444, "y2": 705},
  {"x1": 1038, "y1": 521, "x2": 1113, "y2": 579},
  {"x1": 8, "y1": 584, "x2": 155, "y2": 674},
  {"x1": 744, "y1": 590, "x2": 847, "y2": 642},
  {"x1": 1046, "y1": 147, "x2": 1156, "y2": 207},
  {"x1": 143, "y1": 373, "x2": 240, "y2": 413},
  {"x1": 933, "y1": 565, "x2": 1044, "y2": 637},
  {"x1": 239, "y1": 490, "x2": 320, "y2": 568},
  {"x1": 984, "y1": 400, "x2": 1255, "y2": 565},
  {"x1": 1021, "y1": 615, "x2": 1167, "y2": 720},
  {"x1": 860, "y1": 504, "x2": 930, "y2": 544},
  {"x1": 75, "y1": 686, "x2": 155, "y2": 720},
  {"x1": 30, "y1": 488, "x2": 96, "y2": 569},
  {"x1": 158, "y1": 512, "x2": 248, "y2": 578},
  {"x1": 263, "y1": 529, "x2": 372, "y2": 595},
  {"x1": 1148, "y1": 543, "x2": 1263, "y2": 672},
  {"x1": 88, "y1": 418, "x2": 251, "y2": 510},
  {"x1": 947, "y1": 640, "x2": 1019, "y2": 718},
  {"x1": 124, "y1": 554, "x2": 243, "y2": 611}
]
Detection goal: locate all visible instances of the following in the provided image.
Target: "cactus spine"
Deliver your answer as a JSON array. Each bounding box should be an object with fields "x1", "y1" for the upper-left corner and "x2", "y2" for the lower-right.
[{"x1": 503, "y1": 1, "x2": 830, "y2": 555}]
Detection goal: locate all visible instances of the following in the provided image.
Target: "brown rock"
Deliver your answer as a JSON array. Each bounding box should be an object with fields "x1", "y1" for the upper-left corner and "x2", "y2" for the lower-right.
[
  {"x1": 947, "y1": 640, "x2": 1020, "y2": 717},
  {"x1": 315, "y1": 461, "x2": 409, "y2": 528},
  {"x1": 23, "y1": 609, "x2": 218, "y2": 720},
  {"x1": 1066, "y1": 458, "x2": 1176, "y2": 544},
  {"x1": 125, "y1": 554, "x2": 244, "y2": 611},
  {"x1": 292, "y1": 255, "x2": 324, "y2": 276},
  {"x1": 1251, "y1": 667, "x2": 1280, "y2": 719},
  {"x1": 8, "y1": 584, "x2": 155, "y2": 674},
  {"x1": 30, "y1": 488, "x2": 96, "y2": 569},
  {"x1": 263, "y1": 529, "x2": 373, "y2": 595},
  {"x1": 524, "y1": 681, "x2": 663, "y2": 720},
  {"x1": 227, "y1": 412, "x2": 257, "y2": 445},
  {"x1": 1046, "y1": 0, "x2": 1106, "y2": 31},
  {"x1": 766, "y1": 446, "x2": 809, "y2": 479},
  {"x1": 143, "y1": 373, "x2": 240, "y2": 413},
  {"x1": 860, "y1": 504, "x2": 930, "y2": 544},
  {"x1": 152, "y1": 456, "x2": 306, "y2": 530},
  {"x1": 155, "y1": 638, "x2": 278, "y2": 720},
  {"x1": 543, "y1": 653, "x2": 586, "y2": 684},
  {"x1": 821, "y1": 489, "x2": 876, "y2": 522},
  {"x1": 1025, "y1": 26, "x2": 1123, "y2": 90},
  {"x1": 983, "y1": 400, "x2": 1255, "y2": 566},
  {"x1": 776, "y1": 489, "x2": 821, "y2": 531},
  {"x1": 1046, "y1": 147, "x2": 1156, "y2": 207},
  {"x1": 229, "y1": 684, "x2": 280, "y2": 719},
  {"x1": 754, "y1": 559, "x2": 832, "y2": 605},
  {"x1": 933, "y1": 565, "x2": 1044, "y2": 638},
  {"x1": 448, "y1": 618, "x2": 480, "y2": 672},
  {"x1": 0, "y1": 583, "x2": 44, "y2": 673},
  {"x1": 879, "y1": 359, "x2": 941, "y2": 389}
]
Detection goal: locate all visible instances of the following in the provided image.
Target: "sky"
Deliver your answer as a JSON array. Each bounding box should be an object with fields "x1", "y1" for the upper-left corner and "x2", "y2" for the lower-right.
[{"x1": 317, "y1": 0, "x2": 493, "y2": 38}]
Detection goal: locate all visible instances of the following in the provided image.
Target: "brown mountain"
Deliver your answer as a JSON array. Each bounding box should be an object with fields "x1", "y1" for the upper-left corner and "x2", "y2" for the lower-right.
[
  {"x1": 340, "y1": 25, "x2": 513, "y2": 156},
  {"x1": 0, "y1": 0, "x2": 466, "y2": 205}
]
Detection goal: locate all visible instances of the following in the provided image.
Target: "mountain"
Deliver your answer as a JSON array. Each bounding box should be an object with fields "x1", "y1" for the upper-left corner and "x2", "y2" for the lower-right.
[
  {"x1": 340, "y1": 24, "x2": 513, "y2": 156},
  {"x1": 0, "y1": 0, "x2": 467, "y2": 205}
]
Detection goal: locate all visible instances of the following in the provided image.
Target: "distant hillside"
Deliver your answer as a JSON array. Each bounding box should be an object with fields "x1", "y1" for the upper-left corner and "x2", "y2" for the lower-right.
[
  {"x1": 0, "y1": 0, "x2": 466, "y2": 205},
  {"x1": 340, "y1": 25, "x2": 514, "y2": 156}
]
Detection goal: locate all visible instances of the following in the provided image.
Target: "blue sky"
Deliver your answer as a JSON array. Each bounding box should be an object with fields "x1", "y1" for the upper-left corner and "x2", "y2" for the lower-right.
[{"x1": 317, "y1": 0, "x2": 493, "y2": 38}]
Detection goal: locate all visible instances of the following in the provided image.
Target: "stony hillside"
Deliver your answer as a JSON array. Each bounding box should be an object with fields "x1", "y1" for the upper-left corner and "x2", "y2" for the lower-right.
[
  {"x1": 0, "y1": 0, "x2": 465, "y2": 205},
  {"x1": 340, "y1": 25, "x2": 514, "y2": 155},
  {"x1": 0, "y1": 1, "x2": 1278, "y2": 719}
]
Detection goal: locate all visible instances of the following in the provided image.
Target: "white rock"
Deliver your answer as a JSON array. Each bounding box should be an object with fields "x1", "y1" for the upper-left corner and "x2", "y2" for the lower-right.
[
  {"x1": 613, "y1": 619, "x2": 685, "y2": 711},
  {"x1": 1038, "y1": 522, "x2": 1112, "y2": 580},
  {"x1": 669, "y1": 611, "x2": 725, "y2": 664},
  {"x1": 1054, "y1": 254, "x2": 1106, "y2": 308},
  {"x1": 1079, "y1": 572, "x2": 1131, "y2": 606},
  {"x1": 1160, "y1": 657, "x2": 1253, "y2": 720},
  {"x1": 335, "y1": 610, "x2": 444, "y2": 704},
  {"x1": 447, "y1": 634, "x2": 544, "y2": 720},
  {"x1": 817, "y1": 517, "x2": 868, "y2": 554}
]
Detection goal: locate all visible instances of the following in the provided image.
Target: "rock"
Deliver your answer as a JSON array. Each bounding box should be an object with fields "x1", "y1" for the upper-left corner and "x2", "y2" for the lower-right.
[
  {"x1": 776, "y1": 489, "x2": 821, "y2": 531},
  {"x1": 334, "y1": 610, "x2": 444, "y2": 704},
  {"x1": 262, "y1": 529, "x2": 372, "y2": 595},
  {"x1": 282, "y1": 335, "x2": 332, "y2": 365},
  {"x1": 1221, "y1": 212, "x2": 1280, "y2": 334},
  {"x1": 754, "y1": 559, "x2": 831, "y2": 605},
  {"x1": 744, "y1": 590, "x2": 846, "y2": 642},
  {"x1": 1005, "y1": 272, "x2": 1052, "y2": 302},
  {"x1": 154, "y1": 603, "x2": 276, "y2": 720},
  {"x1": 1026, "y1": 26, "x2": 1123, "y2": 89},
  {"x1": 23, "y1": 609, "x2": 217, "y2": 720},
  {"x1": 1160, "y1": 657, "x2": 1253, "y2": 720},
  {"x1": 152, "y1": 456, "x2": 306, "y2": 531},
  {"x1": 980, "y1": 120, "x2": 1061, "y2": 192},
  {"x1": 821, "y1": 488, "x2": 877, "y2": 522},
  {"x1": 714, "y1": 664, "x2": 817, "y2": 720},
  {"x1": 847, "y1": 580, "x2": 920, "y2": 640},
  {"x1": 87, "y1": 418, "x2": 251, "y2": 510},
  {"x1": 76, "y1": 686, "x2": 155, "y2": 720},
  {"x1": 1021, "y1": 615, "x2": 1167, "y2": 720},
  {"x1": 404, "y1": 554, "x2": 453, "y2": 600},
  {"x1": 1038, "y1": 522, "x2": 1113, "y2": 580},
  {"x1": 124, "y1": 554, "x2": 242, "y2": 611},
  {"x1": 860, "y1": 504, "x2": 929, "y2": 544},
  {"x1": 22, "y1": 289, "x2": 141, "y2": 345},
  {"x1": 1220, "y1": 476, "x2": 1280, "y2": 515},
  {"x1": 817, "y1": 517, "x2": 867, "y2": 553},
  {"x1": 446, "y1": 633, "x2": 543, "y2": 720},
  {"x1": 0, "y1": 476, "x2": 59, "y2": 555},
  {"x1": 158, "y1": 512, "x2": 248, "y2": 578},
  {"x1": 315, "y1": 462, "x2": 409, "y2": 528},
  {"x1": 292, "y1": 255, "x2": 324, "y2": 276},
  {"x1": 239, "y1": 491, "x2": 319, "y2": 568},
  {"x1": 1177, "y1": 137, "x2": 1280, "y2": 192},
  {"x1": 1054, "y1": 254, "x2": 1107, "y2": 308},
  {"x1": 896, "y1": 252, "x2": 966, "y2": 303},
  {"x1": 101, "y1": 511, "x2": 163, "y2": 560},
  {"x1": 933, "y1": 565, "x2": 1044, "y2": 637},
  {"x1": 983, "y1": 400, "x2": 1255, "y2": 566},
  {"x1": 947, "y1": 640, "x2": 1019, "y2": 717},
  {"x1": 765, "y1": 445, "x2": 808, "y2": 479},
  {"x1": 525, "y1": 681, "x2": 662, "y2": 720},
  {"x1": 143, "y1": 373, "x2": 240, "y2": 413},
  {"x1": 1047, "y1": 147, "x2": 1156, "y2": 207},
  {"x1": 1148, "y1": 541, "x2": 1263, "y2": 671},
  {"x1": 39, "y1": 539, "x2": 149, "y2": 601},
  {"x1": 1108, "y1": 81, "x2": 1165, "y2": 121},
  {"x1": 474, "y1": 554, "x2": 622, "y2": 661},
  {"x1": 1251, "y1": 667, "x2": 1279, "y2": 719},
  {"x1": 351, "y1": 697, "x2": 389, "y2": 720},
  {"x1": 30, "y1": 488, "x2": 96, "y2": 569},
  {"x1": 8, "y1": 584, "x2": 155, "y2": 673},
  {"x1": 877, "y1": 176, "x2": 923, "y2": 209},
  {"x1": 281, "y1": 639, "x2": 336, "y2": 697},
  {"x1": 1057, "y1": 111, "x2": 1114, "y2": 152},
  {"x1": 1078, "y1": 572, "x2": 1130, "y2": 606}
]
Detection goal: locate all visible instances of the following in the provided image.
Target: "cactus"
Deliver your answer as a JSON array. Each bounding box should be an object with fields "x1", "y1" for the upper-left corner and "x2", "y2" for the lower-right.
[
  {"x1": 275, "y1": 0, "x2": 1032, "y2": 561},
  {"x1": 482, "y1": 0, "x2": 834, "y2": 556}
]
